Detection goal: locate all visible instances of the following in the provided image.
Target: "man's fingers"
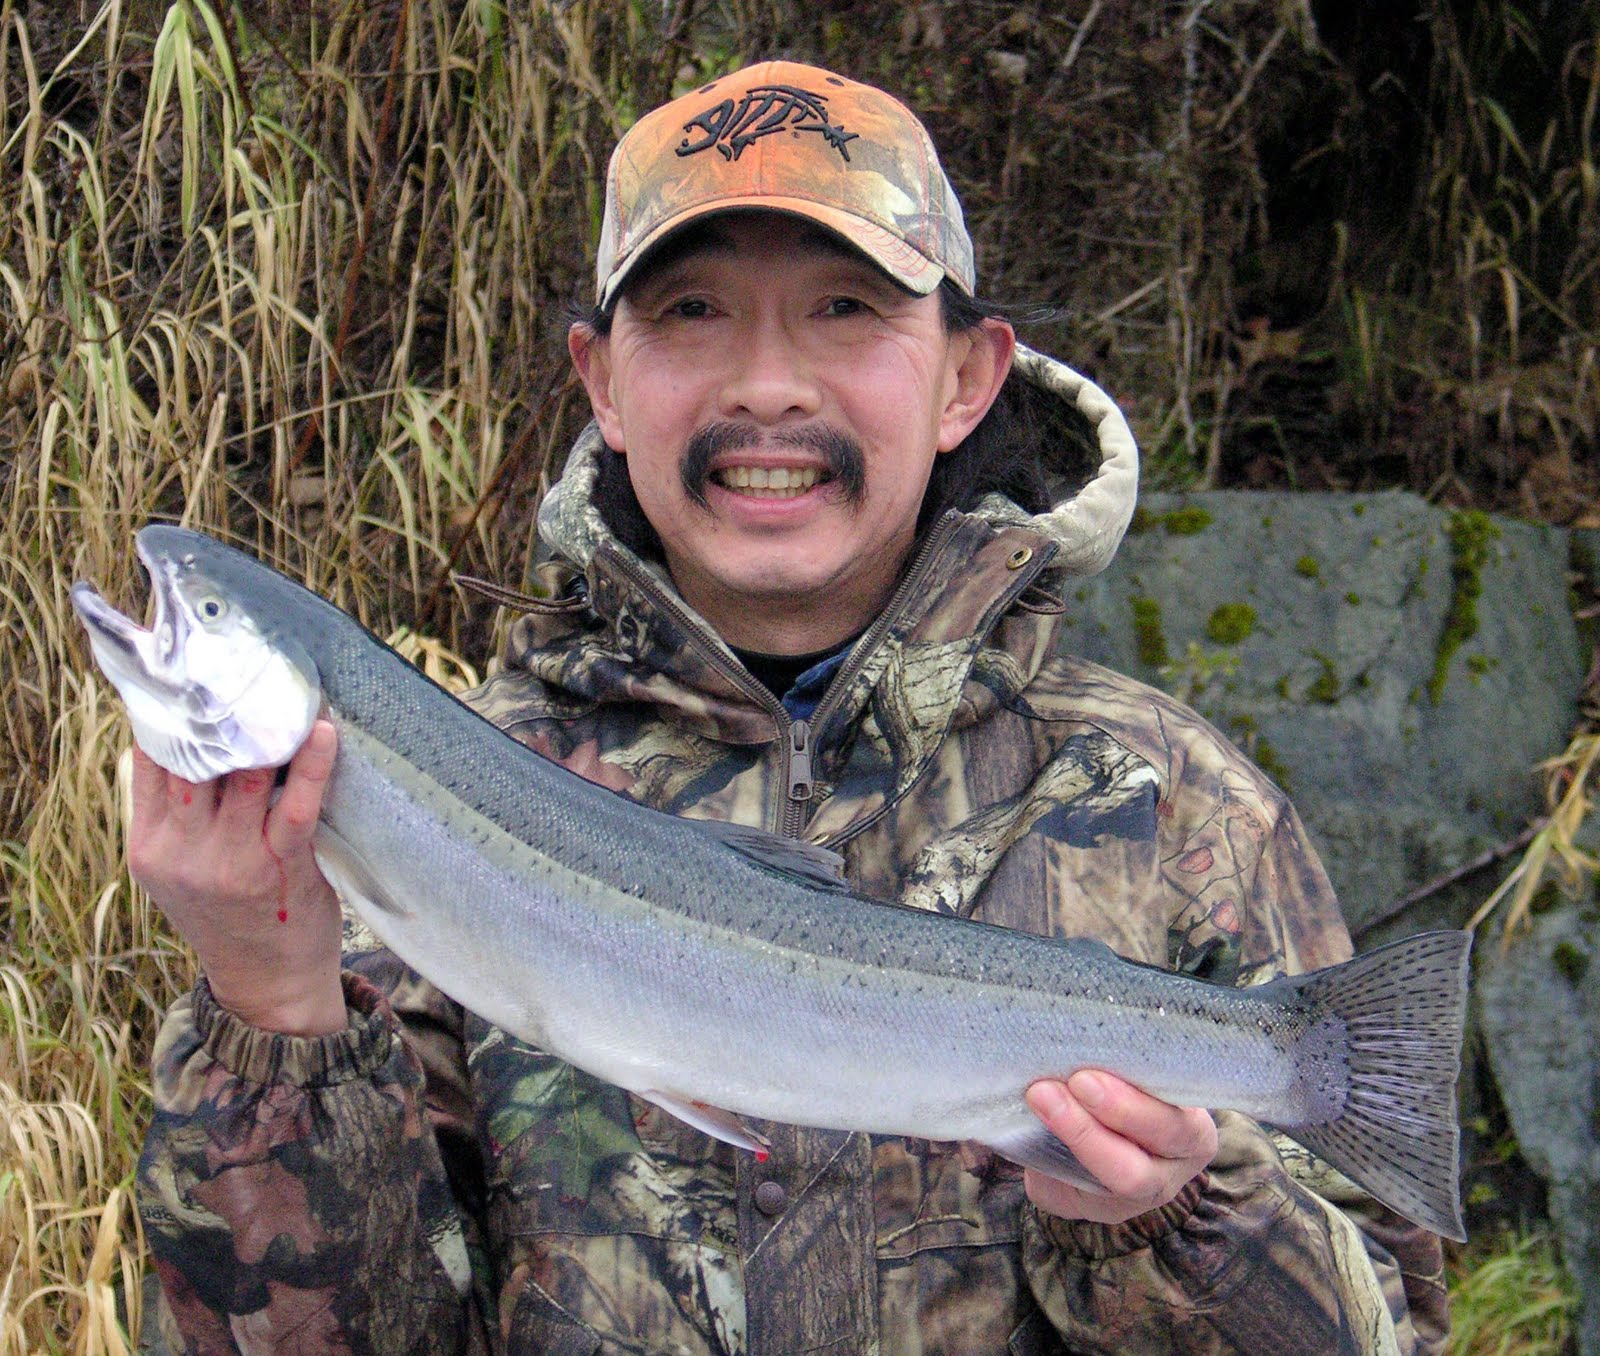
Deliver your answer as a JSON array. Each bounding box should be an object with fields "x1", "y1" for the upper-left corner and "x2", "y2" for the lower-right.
[
  {"x1": 1065, "y1": 1071, "x2": 1217, "y2": 1163},
  {"x1": 128, "y1": 745, "x2": 170, "y2": 830},
  {"x1": 1025, "y1": 1072, "x2": 1216, "y2": 1211},
  {"x1": 267, "y1": 720, "x2": 336, "y2": 850},
  {"x1": 214, "y1": 764, "x2": 280, "y2": 837}
]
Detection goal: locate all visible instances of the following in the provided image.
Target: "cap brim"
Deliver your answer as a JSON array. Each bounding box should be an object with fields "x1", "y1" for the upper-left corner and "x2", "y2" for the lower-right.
[{"x1": 599, "y1": 196, "x2": 947, "y2": 309}]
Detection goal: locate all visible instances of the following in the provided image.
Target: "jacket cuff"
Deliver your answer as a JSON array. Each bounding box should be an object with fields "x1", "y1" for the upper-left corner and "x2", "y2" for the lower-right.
[
  {"x1": 1031, "y1": 1173, "x2": 1209, "y2": 1260},
  {"x1": 192, "y1": 970, "x2": 396, "y2": 1087}
]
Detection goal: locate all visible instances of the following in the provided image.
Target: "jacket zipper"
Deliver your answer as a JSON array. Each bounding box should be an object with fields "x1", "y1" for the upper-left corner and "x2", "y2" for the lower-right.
[
  {"x1": 603, "y1": 551, "x2": 800, "y2": 831},
  {"x1": 603, "y1": 514, "x2": 963, "y2": 839},
  {"x1": 776, "y1": 512, "x2": 962, "y2": 837}
]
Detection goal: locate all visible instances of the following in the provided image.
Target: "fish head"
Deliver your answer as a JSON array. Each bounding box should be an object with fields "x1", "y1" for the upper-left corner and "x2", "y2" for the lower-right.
[{"x1": 72, "y1": 532, "x2": 322, "y2": 782}]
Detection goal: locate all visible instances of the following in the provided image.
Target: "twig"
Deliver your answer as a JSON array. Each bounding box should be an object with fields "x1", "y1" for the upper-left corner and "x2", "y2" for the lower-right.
[
  {"x1": 1215, "y1": 24, "x2": 1285, "y2": 133},
  {"x1": 419, "y1": 372, "x2": 580, "y2": 627},
  {"x1": 1059, "y1": 0, "x2": 1105, "y2": 80},
  {"x1": 1353, "y1": 820, "x2": 1543, "y2": 938}
]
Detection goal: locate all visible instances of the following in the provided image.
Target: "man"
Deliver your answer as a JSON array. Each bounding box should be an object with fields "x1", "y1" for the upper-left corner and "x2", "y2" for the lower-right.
[{"x1": 134, "y1": 61, "x2": 1450, "y2": 1352}]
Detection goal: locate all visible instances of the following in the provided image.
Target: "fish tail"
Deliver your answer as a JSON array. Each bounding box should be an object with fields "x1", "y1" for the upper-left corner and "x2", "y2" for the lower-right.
[{"x1": 1283, "y1": 930, "x2": 1472, "y2": 1242}]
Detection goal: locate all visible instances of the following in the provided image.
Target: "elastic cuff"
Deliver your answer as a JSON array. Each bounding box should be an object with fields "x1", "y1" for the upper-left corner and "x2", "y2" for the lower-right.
[
  {"x1": 193, "y1": 970, "x2": 396, "y2": 1088},
  {"x1": 1034, "y1": 1172, "x2": 1209, "y2": 1261}
]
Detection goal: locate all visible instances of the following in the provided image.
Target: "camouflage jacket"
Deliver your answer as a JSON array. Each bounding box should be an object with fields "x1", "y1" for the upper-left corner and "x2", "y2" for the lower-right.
[{"x1": 139, "y1": 354, "x2": 1450, "y2": 1354}]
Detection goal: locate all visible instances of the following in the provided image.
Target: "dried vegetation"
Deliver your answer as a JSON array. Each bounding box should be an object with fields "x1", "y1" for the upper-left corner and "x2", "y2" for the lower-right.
[{"x1": 1, "y1": 0, "x2": 1594, "y2": 1347}]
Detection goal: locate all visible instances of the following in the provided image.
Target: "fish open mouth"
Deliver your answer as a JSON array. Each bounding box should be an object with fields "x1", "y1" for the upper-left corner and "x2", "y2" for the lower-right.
[
  {"x1": 73, "y1": 532, "x2": 324, "y2": 780},
  {"x1": 70, "y1": 581, "x2": 144, "y2": 656},
  {"x1": 70, "y1": 543, "x2": 182, "y2": 688}
]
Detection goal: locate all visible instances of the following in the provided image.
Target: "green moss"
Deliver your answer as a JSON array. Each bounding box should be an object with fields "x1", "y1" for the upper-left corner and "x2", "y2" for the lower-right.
[
  {"x1": 1529, "y1": 881, "x2": 1562, "y2": 916},
  {"x1": 1164, "y1": 506, "x2": 1213, "y2": 536},
  {"x1": 1428, "y1": 509, "x2": 1501, "y2": 705},
  {"x1": 1573, "y1": 534, "x2": 1596, "y2": 580},
  {"x1": 1131, "y1": 596, "x2": 1169, "y2": 669},
  {"x1": 1205, "y1": 602, "x2": 1257, "y2": 645},
  {"x1": 1252, "y1": 738, "x2": 1294, "y2": 791},
  {"x1": 1552, "y1": 941, "x2": 1590, "y2": 985},
  {"x1": 1345, "y1": 591, "x2": 1361, "y2": 606},
  {"x1": 1224, "y1": 714, "x2": 1292, "y2": 792},
  {"x1": 1352, "y1": 502, "x2": 1366, "y2": 517},
  {"x1": 1132, "y1": 505, "x2": 1214, "y2": 537},
  {"x1": 1307, "y1": 653, "x2": 1340, "y2": 704},
  {"x1": 1467, "y1": 654, "x2": 1498, "y2": 681},
  {"x1": 1294, "y1": 555, "x2": 1321, "y2": 579}
]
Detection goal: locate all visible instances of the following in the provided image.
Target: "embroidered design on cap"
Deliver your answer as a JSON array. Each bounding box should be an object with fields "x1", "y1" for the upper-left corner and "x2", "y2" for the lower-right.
[{"x1": 676, "y1": 84, "x2": 859, "y2": 163}]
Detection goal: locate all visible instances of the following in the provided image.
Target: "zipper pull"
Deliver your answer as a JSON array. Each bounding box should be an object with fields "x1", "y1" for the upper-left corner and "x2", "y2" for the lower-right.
[{"x1": 787, "y1": 719, "x2": 814, "y2": 802}]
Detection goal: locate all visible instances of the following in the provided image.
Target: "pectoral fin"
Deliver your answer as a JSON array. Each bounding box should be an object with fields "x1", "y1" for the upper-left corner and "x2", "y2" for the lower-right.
[
  {"x1": 985, "y1": 1125, "x2": 1111, "y2": 1195},
  {"x1": 313, "y1": 823, "x2": 412, "y2": 919},
  {"x1": 639, "y1": 1089, "x2": 773, "y2": 1159}
]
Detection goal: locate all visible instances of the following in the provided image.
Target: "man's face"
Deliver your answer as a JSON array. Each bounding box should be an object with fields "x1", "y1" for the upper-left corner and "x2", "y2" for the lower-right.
[{"x1": 569, "y1": 213, "x2": 1011, "y2": 653}]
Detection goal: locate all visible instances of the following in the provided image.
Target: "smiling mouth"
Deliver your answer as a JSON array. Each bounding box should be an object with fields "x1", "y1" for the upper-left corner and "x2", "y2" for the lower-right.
[{"x1": 712, "y1": 465, "x2": 827, "y2": 499}]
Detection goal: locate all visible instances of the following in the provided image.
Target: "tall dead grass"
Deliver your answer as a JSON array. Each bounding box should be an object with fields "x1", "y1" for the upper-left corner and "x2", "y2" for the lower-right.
[
  {"x1": 1, "y1": 0, "x2": 617, "y2": 1343},
  {"x1": 0, "y1": 0, "x2": 1590, "y2": 1348}
]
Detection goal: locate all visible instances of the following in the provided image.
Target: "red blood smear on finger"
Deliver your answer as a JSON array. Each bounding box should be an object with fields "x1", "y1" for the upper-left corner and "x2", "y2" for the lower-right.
[
  {"x1": 182, "y1": 791, "x2": 193, "y2": 805},
  {"x1": 754, "y1": 1149, "x2": 769, "y2": 1163},
  {"x1": 262, "y1": 831, "x2": 289, "y2": 923}
]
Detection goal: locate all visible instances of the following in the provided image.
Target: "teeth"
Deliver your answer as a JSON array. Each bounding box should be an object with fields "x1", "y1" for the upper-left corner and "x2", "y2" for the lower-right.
[{"x1": 718, "y1": 466, "x2": 822, "y2": 497}]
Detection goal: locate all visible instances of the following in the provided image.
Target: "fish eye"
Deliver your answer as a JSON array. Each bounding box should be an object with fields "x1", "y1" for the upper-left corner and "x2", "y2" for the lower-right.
[{"x1": 198, "y1": 596, "x2": 227, "y2": 621}]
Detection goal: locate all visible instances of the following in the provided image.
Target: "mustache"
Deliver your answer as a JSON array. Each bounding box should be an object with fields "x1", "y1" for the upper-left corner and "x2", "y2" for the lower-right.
[{"x1": 680, "y1": 422, "x2": 866, "y2": 508}]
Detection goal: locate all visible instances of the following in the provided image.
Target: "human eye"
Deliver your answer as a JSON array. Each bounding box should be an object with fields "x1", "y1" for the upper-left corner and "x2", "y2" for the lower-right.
[
  {"x1": 821, "y1": 295, "x2": 869, "y2": 319},
  {"x1": 668, "y1": 297, "x2": 713, "y2": 319}
]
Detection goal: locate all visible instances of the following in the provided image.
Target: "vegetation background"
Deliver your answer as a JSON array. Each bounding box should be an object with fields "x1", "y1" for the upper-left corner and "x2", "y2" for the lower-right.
[{"x1": 1, "y1": 0, "x2": 1595, "y2": 1349}]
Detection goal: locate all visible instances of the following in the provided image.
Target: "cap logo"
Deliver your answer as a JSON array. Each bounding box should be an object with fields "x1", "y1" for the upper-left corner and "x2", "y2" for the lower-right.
[{"x1": 676, "y1": 84, "x2": 859, "y2": 163}]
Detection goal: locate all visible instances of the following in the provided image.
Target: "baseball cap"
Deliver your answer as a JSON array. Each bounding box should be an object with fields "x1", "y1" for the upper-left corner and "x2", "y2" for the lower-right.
[{"x1": 595, "y1": 61, "x2": 976, "y2": 308}]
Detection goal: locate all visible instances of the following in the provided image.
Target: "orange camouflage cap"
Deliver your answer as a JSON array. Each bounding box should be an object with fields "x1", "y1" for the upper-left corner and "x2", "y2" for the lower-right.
[{"x1": 596, "y1": 61, "x2": 975, "y2": 308}]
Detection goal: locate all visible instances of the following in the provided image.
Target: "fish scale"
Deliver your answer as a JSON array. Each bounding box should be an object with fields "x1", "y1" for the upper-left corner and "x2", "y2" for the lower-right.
[{"x1": 72, "y1": 524, "x2": 1472, "y2": 1241}]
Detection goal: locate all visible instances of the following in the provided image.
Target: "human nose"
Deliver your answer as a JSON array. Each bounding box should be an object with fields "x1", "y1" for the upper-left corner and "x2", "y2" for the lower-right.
[{"x1": 717, "y1": 314, "x2": 821, "y2": 424}]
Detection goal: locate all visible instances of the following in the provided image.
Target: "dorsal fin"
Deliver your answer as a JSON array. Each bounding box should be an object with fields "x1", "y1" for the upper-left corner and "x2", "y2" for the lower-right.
[{"x1": 695, "y1": 820, "x2": 852, "y2": 892}]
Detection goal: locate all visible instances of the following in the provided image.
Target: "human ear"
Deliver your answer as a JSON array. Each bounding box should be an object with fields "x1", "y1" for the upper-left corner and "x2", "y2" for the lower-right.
[
  {"x1": 936, "y1": 318, "x2": 1016, "y2": 453},
  {"x1": 568, "y1": 323, "x2": 625, "y2": 451}
]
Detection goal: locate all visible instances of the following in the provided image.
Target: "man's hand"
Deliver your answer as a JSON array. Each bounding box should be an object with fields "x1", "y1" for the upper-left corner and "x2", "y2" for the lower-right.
[
  {"x1": 1023, "y1": 1071, "x2": 1217, "y2": 1224},
  {"x1": 126, "y1": 719, "x2": 347, "y2": 1036}
]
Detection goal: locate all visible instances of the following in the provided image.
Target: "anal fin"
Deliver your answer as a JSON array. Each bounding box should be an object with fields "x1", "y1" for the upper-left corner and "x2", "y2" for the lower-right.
[
  {"x1": 985, "y1": 1125, "x2": 1112, "y2": 1195},
  {"x1": 640, "y1": 1089, "x2": 773, "y2": 1161}
]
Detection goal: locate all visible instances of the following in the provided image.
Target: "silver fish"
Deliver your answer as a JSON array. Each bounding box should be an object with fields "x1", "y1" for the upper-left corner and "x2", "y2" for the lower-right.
[{"x1": 73, "y1": 525, "x2": 1470, "y2": 1240}]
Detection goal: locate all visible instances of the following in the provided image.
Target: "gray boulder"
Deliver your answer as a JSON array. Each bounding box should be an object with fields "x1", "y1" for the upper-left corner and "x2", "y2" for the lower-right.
[
  {"x1": 1059, "y1": 490, "x2": 1584, "y2": 938},
  {"x1": 1061, "y1": 488, "x2": 1595, "y2": 1344},
  {"x1": 1476, "y1": 887, "x2": 1600, "y2": 1356}
]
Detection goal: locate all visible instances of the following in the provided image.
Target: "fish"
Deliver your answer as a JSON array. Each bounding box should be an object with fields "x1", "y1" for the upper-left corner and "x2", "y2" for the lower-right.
[{"x1": 72, "y1": 524, "x2": 1471, "y2": 1241}]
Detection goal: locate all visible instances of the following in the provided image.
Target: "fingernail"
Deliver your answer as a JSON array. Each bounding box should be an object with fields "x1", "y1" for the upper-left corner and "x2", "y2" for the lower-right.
[
  {"x1": 1070, "y1": 1071, "x2": 1106, "y2": 1108},
  {"x1": 1027, "y1": 1080, "x2": 1070, "y2": 1120}
]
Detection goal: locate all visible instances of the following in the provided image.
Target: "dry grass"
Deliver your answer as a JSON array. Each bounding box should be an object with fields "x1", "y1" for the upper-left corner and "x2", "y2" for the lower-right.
[
  {"x1": 1447, "y1": 1230, "x2": 1578, "y2": 1356},
  {"x1": 1468, "y1": 731, "x2": 1599, "y2": 945},
  {"x1": 0, "y1": 0, "x2": 1592, "y2": 1348},
  {"x1": 2, "y1": 0, "x2": 597, "y2": 1343}
]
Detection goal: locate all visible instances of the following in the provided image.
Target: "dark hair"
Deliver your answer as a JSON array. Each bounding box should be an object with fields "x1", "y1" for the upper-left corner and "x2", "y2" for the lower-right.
[{"x1": 578, "y1": 276, "x2": 1067, "y2": 561}]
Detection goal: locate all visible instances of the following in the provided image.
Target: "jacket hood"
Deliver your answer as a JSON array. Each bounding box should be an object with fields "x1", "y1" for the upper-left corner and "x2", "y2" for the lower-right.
[{"x1": 534, "y1": 342, "x2": 1139, "y2": 581}]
